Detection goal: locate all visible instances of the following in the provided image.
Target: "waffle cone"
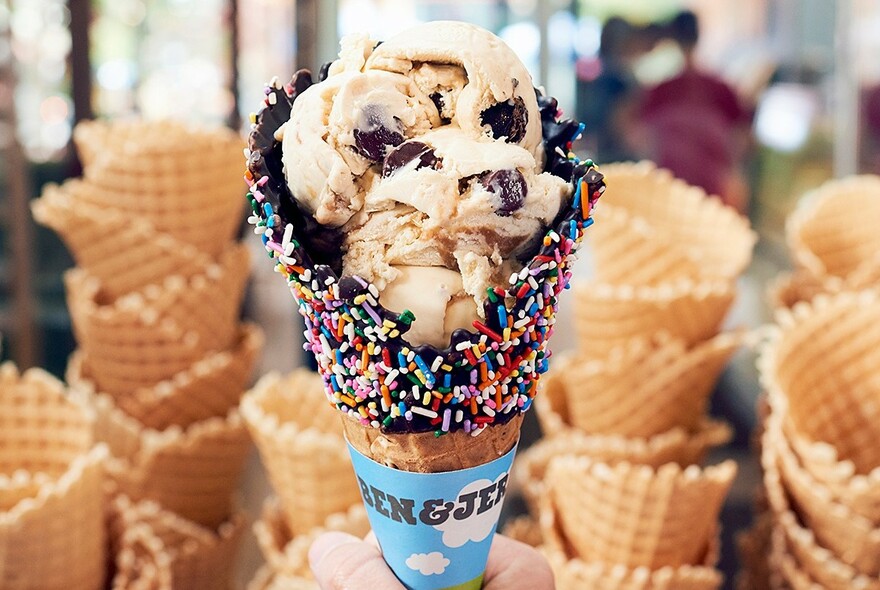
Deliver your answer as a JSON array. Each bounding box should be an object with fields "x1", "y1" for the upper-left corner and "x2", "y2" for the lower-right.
[
  {"x1": 544, "y1": 456, "x2": 735, "y2": 569},
  {"x1": 342, "y1": 412, "x2": 523, "y2": 473},
  {"x1": 253, "y1": 496, "x2": 370, "y2": 581},
  {"x1": 589, "y1": 204, "x2": 704, "y2": 286},
  {"x1": 241, "y1": 370, "x2": 362, "y2": 536},
  {"x1": 761, "y1": 413, "x2": 880, "y2": 590},
  {"x1": 72, "y1": 119, "x2": 246, "y2": 250},
  {"x1": 65, "y1": 244, "x2": 250, "y2": 396},
  {"x1": 72, "y1": 387, "x2": 251, "y2": 528},
  {"x1": 785, "y1": 424, "x2": 880, "y2": 524},
  {"x1": 0, "y1": 365, "x2": 107, "y2": 590},
  {"x1": 772, "y1": 418, "x2": 880, "y2": 575},
  {"x1": 108, "y1": 494, "x2": 245, "y2": 590},
  {"x1": 32, "y1": 181, "x2": 210, "y2": 299},
  {"x1": 759, "y1": 291, "x2": 880, "y2": 476},
  {"x1": 68, "y1": 324, "x2": 263, "y2": 430},
  {"x1": 596, "y1": 161, "x2": 756, "y2": 280},
  {"x1": 517, "y1": 418, "x2": 731, "y2": 516},
  {"x1": 765, "y1": 270, "x2": 840, "y2": 311},
  {"x1": 787, "y1": 175, "x2": 880, "y2": 280},
  {"x1": 553, "y1": 333, "x2": 742, "y2": 437},
  {"x1": 768, "y1": 527, "x2": 824, "y2": 590},
  {"x1": 544, "y1": 548, "x2": 723, "y2": 590},
  {"x1": 247, "y1": 568, "x2": 317, "y2": 590},
  {"x1": 573, "y1": 279, "x2": 735, "y2": 354}
]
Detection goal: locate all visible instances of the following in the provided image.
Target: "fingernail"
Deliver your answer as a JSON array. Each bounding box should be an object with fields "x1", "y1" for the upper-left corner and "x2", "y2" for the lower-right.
[{"x1": 309, "y1": 531, "x2": 362, "y2": 568}]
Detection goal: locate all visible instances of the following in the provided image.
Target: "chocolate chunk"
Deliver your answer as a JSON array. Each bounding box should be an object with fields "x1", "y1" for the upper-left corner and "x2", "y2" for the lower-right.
[
  {"x1": 337, "y1": 276, "x2": 363, "y2": 300},
  {"x1": 382, "y1": 141, "x2": 439, "y2": 177},
  {"x1": 290, "y1": 69, "x2": 313, "y2": 96},
  {"x1": 481, "y1": 169, "x2": 527, "y2": 216},
  {"x1": 353, "y1": 105, "x2": 404, "y2": 161},
  {"x1": 318, "y1": 62, "x2": 333, "y2": 82},
  {"x1": 480, "y1": 96, "x2": 528, "y2": 143}
]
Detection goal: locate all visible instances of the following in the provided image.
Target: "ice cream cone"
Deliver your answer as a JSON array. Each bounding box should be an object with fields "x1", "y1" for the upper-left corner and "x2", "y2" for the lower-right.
[
  {"x1": 72, "y1": 119, "x2": 246, "y2": 250},
  {"x1": 0, "y1": 364, "x2": 107, "y2": 590},
  {"x1": 241, "y1": 370, "x2": 362, "y2": 536},
  {"x1": 760, "y1": 291, "x2": 880, "y2": 476},
  {"x1": 784, "y1": 424, "x2": 880, "y2": 525},
  {"x1": 108, "y1": 494, "x2": 246, "y2": 590},
  {"x1": 544, "y1": 455, "x2": 736, "y2": 570},
  {"x1": 516, "y1": 418, "x2": 731, "y2": 516},
  {"x1": 342, "y1": 412, "x2": 522, "y2": 473},
  {"x1": 64, "y1": 243, "x2": 250, "y2": 397},
  {"x1": 31, "y1": 182, "x2": 209, "y2": 300},
  {"x1": 597, "y1": 161, "x2": 756, "y2": 280},
  {"x1": 768, "y1": 527, "x2": 824, "y2": 590},
  {"x1": 761, "y1": 413, "x2": 880, "y2": 590},
  {"x1": 588, "y1": 204, "x2": 704, "y2": 286},
  {"x1": 787, "y1": 174, "x2": 880, "y2": 281},
  {"x1": 72, "y1": 387, "x2": 251, "y2": 529},
  {"x1": 553, "y1": 333, "x2": 742, "y2": 437},
  {"x1": 773, "y1": 417, "x2": 880, "y2": 575},
  {"x1": 572, "y1": 279, "x2": 735, "y2": 354},
  {"x1": 68, "y1": 323, "x2": 263, "y2": 431},
  {"x1": 253, "y1": 497, "x2": 370, "y2": 581},
  {"x1": 765, "y1": 270, "x2": 841, "y2": 311},
  {"x1": 544, "y1": 548, "x2": 723, "y2": 590}
]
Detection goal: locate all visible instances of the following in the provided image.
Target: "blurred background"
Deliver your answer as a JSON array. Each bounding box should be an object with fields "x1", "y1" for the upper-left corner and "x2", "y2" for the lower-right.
[{"x1": 2, "y1": 1, "x2": 879, "y2": 586}]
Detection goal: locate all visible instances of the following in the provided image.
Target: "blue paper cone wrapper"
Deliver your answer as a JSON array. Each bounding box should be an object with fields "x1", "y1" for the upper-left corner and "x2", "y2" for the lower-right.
[{"x1": 347, "y1": 441, "x2": 518, "y2": 590}]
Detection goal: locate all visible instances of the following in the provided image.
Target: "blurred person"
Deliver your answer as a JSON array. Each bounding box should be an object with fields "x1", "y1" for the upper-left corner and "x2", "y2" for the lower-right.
[
  {"x1": 637, "y1": 10, "x2": 752, "y2": 213},
  {"x1": 309, "y1": 532, "x2": 554, "y2": 589},
  {"x1": 575, "y1": 17, "x2": 650, "y2": 163}
]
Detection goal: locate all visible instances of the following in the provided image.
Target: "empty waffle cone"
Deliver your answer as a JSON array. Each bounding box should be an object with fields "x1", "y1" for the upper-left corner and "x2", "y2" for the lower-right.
[
  {"x1": 247, "y1": 567, "x2": 317, "y2": 590},
  {"x1": 108, "y1": 495, "x2": 245, "y2": 590},
  {"x1": 241, "y1": 369, "x2": 362, "y2": 536},
  {"x1": 65, "y1": 244, "x2": 250, "y2": 397},
  {"x1": 554, "y1": 333, "x2": 742, "y2": 437},
  {"x1": 768, "y1": 527, "x2": 825, "y2": 590},
  {"x1": 254, "y1": 496, "x2": 370, "y2": 582},
  {"x1": 71, "y1": 387, "x2": 251, "y2": 529},
  {"x1": 773, "y1": 418, "x2": 880, "y2": 575},
  {"x1": 68, "y1": 324, "x2": 263, "y2": 430},
  {"x1": 759, "y1": 291, "x2": 880, "y2": 477},
  {"x1": 573, "y1": 279, "x2": 735, "y2": 354},
  {"x1": 544, "y1": 455, "x2": 736, "y2": 569},
  {"x1": 544, "y1": 548, "x2": 723, "y2": 590},
  {"x1": 765, "y1": 270, "x2": 841, "y2": 311},
  {"x1": 342, "y1": 412, "x2": 523, "y2": 473},
  {"x1": 786, "y1": 174, "x2": 880, "y2": 281},
  {"x1": 500, "y1": 515, "x2": 543, "y2": 547},
  {"x1": 516, "y1": 418, "x2": 731, "y2": 516},
  {"x1": 31, "y1": 181, "x2": 210, "y2": 300},
  {"x1": 73, "y1": 119, "x2": 246, "y2": 251},
  {"x1": 761, "y1": 413, "x2": 880, "y2": 590},
  {"x1": 0, "y1": 364, "x2": 107, "y2": 590},
  {"x1": 588, "y1": 204, "x2": 704, "y2": 286},
  {"x1": 596, "y1": 161, "x2": 756, "y2": 281}
]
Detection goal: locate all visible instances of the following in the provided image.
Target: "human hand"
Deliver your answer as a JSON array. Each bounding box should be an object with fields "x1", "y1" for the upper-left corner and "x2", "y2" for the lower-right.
[{"x1": 309, "y1": 531, "x2": 554, "y2": 590}]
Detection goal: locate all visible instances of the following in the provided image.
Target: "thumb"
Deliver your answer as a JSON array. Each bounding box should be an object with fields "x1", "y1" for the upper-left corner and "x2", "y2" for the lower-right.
[{"x1": 309, "y1": 531, "x2": 406, "y2": 590}]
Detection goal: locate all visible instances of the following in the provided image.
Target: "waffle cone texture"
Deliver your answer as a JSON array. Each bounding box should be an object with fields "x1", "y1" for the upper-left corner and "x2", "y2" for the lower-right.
[{"x1": 0, "y1": 364, "x2": 108, "y2": 590}]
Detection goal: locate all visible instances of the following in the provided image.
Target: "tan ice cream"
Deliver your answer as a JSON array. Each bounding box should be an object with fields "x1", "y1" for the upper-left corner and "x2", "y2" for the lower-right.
[{"x1": 277, "y1": 21, "x2": 569, "y2": 345}]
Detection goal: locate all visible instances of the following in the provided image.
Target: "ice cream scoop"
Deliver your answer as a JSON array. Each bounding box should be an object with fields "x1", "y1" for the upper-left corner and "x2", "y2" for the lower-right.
[{"x1": 277, "y1": 21, "x2": 571, "y2": 344}]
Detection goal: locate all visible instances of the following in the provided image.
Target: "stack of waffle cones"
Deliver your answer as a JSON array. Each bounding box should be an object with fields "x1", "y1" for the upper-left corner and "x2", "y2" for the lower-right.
[
  {"x1": 31, "y1": 119, "x2": 263, "y2": 588},
  {"x1": 512, "y1": 161, "x2": 751, "y2": 588},
  {"x1": 0, "y1": 363, "x2": 108, "y2": 590},
  {"x1": 755, "y1": 291, "x2": 880, "y2": 588},
  {"x1": 767, "y1": 174, "x2": 880, "y2": 310},
  {"x1": 241, "y1": 369, "x2": 366, "y2": 588}
]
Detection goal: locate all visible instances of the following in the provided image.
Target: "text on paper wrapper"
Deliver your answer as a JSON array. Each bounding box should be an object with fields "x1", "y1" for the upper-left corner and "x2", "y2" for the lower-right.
[{"x1": 357, "y1": 474, "x2": 510, "y2": 526}]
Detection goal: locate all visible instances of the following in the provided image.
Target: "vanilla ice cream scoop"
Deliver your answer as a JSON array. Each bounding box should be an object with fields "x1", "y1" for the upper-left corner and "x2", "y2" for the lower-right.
[{"x1": 277, "y1": 21, "x2": 573, "y2": 347}]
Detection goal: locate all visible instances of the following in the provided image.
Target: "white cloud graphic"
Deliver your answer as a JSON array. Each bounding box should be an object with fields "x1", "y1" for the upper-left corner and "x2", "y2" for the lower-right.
[
  {"x1": 406, "y1": 552, "x2": 450, "y2": 576},
  {"x1": 434, "y1": 472, "x2": 508, "y2": 548}
]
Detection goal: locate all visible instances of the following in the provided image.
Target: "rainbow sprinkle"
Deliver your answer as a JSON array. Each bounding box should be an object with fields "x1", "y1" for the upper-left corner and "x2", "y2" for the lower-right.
[{"x1": 245, "y1": 72, "x2": 604, "y2": 436}]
